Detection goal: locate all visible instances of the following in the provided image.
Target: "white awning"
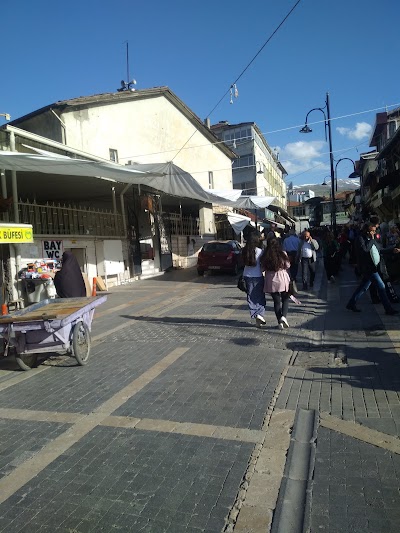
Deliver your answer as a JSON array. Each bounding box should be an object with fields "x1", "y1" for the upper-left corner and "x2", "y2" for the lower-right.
[
  {"x1": 0, "y1": 151, "x2": 277, "y2": 209},
  {"x1": 0, "y1": 152, "x2": 239, "y2": 205},
  {"x1": 227, "y1": 213, "x2": 252, "y2": 234}
]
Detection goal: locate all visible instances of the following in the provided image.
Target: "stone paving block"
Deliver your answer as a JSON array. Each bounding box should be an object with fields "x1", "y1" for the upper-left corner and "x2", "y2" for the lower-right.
[
  {"x1": 0, "y1": 426, "x2": 252, "y2": 531},
  {"x1": 113, "y1": 342, "x2": 289, "y2": 429},
  {"x1": 0, "y1": 418, "x2": 69, "y2": 479},
  {"x1": 308, "y1": 427, "x2": 400, "y2": 533},
  {"x1": 0, "y1": 340, "x2": 181, "y2": 414}
]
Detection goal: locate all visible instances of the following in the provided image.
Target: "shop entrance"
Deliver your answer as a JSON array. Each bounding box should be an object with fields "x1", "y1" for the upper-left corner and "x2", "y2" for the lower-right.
[{"x1": 66, "y1": 248, "x2": 87, "y2": 273}]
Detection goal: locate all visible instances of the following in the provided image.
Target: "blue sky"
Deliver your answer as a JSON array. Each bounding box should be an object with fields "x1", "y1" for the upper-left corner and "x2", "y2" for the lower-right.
[{"x1": 2, "y1": 0, "x2": 399, "y2": 186}]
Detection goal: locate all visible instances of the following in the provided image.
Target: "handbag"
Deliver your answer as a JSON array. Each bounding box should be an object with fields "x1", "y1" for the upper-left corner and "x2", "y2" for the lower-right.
[
  {"x1": 288, "y1": 280, "x2": 297, "y2": 296},
  {"x1": 386, "y1": 281, "x2": 399, "y2": 303},
  {"x1": 237, "y1": 275, "x2": 247, "y2": 293}
]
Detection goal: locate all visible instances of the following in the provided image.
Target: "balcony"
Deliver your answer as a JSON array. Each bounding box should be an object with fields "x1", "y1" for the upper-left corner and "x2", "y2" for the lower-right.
[{"x1": 1, "y1": 201, "x2": 125, "y2": 237}]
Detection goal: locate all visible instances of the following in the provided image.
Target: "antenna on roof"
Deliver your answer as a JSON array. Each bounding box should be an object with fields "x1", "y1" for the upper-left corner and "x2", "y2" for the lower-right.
[{"x1": 117, "y1": 41, "x2": 137, "y2": 92}]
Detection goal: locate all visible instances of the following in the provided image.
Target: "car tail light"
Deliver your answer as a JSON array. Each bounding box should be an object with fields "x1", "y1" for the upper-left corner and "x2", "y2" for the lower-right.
[
  {"x1": 226, "y1": 251, "x2": 234, "y2": 261},
  {"x1": 198, "y1": 250, "x2": 205, "y2": 259}
]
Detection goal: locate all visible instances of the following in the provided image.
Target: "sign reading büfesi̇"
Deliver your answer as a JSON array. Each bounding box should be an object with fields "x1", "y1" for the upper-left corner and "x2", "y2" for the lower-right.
[
  {"x1": 42, "y1": 240, "x2": 63, "y2": 260},
  {"x1": 0, "y1": 224, "x2": 34, "y2": 243}
]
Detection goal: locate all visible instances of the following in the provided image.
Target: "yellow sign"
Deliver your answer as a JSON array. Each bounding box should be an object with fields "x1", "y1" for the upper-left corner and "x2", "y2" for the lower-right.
[{"x1": 0, "y1": 224, "x2": 34, "y2": 243}]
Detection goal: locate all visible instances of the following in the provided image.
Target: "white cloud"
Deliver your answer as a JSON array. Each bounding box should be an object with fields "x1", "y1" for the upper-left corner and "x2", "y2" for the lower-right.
[
  {"x1": 336, "y1": 122, "x2": 372, "y2": 140},
  {"x1": 279, "y1": 140, "x2": 329, "y2": 175},
  {"x1": 337, "y1": 127, "x2": 350, "y2": 136}
]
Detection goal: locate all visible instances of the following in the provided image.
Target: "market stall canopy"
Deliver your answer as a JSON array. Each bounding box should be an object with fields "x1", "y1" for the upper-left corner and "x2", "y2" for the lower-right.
[
  {"x1": 207, "y1": 189, "x2": 243, "y2": 202},
  {"x1": 259, "y1": 220, "x2": 285, "y2": 230},
  {"x1": 0, "y1": 152, "x2": 243, "y2": 206},
  {"x1": 227, "y1": 213, "x2": 252, "y2": 234},
  {"x1": 230, "y1": 195, "x2": 276, "y2": 209}
]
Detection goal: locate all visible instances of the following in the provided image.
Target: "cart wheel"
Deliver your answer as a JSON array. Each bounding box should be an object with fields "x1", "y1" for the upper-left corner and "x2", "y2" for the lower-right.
[
  {"x1": 72, "y1": 321, "x2": 91, "y2": 366},
  {"x1": 15, "y1": 353, "x2": 37, "y2": 371}
]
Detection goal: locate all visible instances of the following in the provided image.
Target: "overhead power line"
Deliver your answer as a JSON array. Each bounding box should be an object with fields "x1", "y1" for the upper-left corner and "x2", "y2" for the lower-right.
[
  {"x1": 119, "y1": 101, "x2": 400, "y2": 161},
  {"x1": 170, "y1": 0, "x2": 304, "y2": 162}
]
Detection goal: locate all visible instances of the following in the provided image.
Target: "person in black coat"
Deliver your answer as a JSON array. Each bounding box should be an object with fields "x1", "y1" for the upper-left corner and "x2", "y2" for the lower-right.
[
  {"x1": 346, "y1": 223, "x2": 398, "y2": 314},
  {"x1": 54, "y1": 251, "x2": 86, "y2": 298}
]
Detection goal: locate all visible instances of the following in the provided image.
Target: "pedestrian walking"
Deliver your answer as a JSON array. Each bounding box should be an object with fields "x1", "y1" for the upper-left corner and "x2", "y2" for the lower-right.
[
  {"x1": 296, "y1": 229, "x2": 319, "y2": 290},
  {"x1": 261, "y1": 238, "x2": 291, "y2": 329},
  {"x1": 346, "y1": 222, "x2": 398, "y2": 315},
  {"x1": 282, "y1": 228, "x2": 300, "y2": 286},
  {"x1": 321, "y1": 231, "x2": 340, "y2": 282},
  {"x1": 242, "y1": 232, "x2": 266, "y2": 328}
]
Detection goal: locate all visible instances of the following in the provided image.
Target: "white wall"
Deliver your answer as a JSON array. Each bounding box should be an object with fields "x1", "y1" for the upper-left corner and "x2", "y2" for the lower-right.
[
  {"x1": 61, "y1": 95, "x2": 233, "y2": 191},
  {"x1": 12, "y1": 237, "x2": 98, "y2": 300}
]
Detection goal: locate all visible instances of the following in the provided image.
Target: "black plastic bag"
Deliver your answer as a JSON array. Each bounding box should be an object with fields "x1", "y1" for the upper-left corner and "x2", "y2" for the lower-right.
[
  {"x1": 386, "y1": 281, "x2": 399, "y2": 303},
  {"x1": 237, "y1": 275, "x2": 247, "y2": 293}
]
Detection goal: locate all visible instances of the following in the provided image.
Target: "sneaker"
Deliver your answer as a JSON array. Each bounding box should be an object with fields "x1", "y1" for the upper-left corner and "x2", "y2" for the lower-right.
[
  {"x1": 385, "y1": 309, "x2": 399, "y2": 316},
  {"x1": 255, "y1": 317, "x2": 266, "y2": 328},
  {"x1": 278, "y1": 323, "x2": 284, "y2": 329},
  {"x1": 256, "y1": 314, "x2": 266, "y2": 325},
  {"x1": 280, "y1": 316, "x2": 289, "y2": 328},
  {"x1": 346, "y1": 303, "x2": 361, "y2": 312}
]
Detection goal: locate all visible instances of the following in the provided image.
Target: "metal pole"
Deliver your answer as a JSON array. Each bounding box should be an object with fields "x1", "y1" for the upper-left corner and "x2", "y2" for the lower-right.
[{"x1": 326, "y1": 93, "x2": 336, "y2": 231}]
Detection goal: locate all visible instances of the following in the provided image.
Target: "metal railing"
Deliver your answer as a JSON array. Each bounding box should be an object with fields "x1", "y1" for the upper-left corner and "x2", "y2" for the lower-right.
[
  {"x1": 165, "y1": 213, "x2": 200, "y2": 236},
  {"x1": 6, "y1": 201, "x2": 125, "y2": 237}
]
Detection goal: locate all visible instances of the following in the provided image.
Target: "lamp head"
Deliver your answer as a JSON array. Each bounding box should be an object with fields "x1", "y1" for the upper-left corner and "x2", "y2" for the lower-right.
[
  {"x1": 348, "y1": 171, "x2": 361, "y2": 179},
  {"x1": 299, "y1": 124, "x2": 312, "y2": 134}
]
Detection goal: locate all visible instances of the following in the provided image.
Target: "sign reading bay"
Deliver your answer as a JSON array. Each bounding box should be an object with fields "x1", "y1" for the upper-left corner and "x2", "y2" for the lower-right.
[
  {"x1": 42, "y1": 240, "x2": 63, "y2": 260},
  {"x1": 0, "y1": 224, "x2": 34, "y2": 243}
]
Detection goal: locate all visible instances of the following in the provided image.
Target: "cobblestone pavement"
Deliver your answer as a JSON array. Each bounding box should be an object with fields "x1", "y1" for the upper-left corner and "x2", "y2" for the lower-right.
[
  {"x1": 273, "y1": 262, "x2": 400, "y2": 533},
  {"x1": 0, "y1": 264, "x2": 399, "y2": 532}
]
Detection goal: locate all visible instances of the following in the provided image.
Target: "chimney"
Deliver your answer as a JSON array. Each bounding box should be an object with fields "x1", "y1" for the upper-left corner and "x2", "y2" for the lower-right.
[{"x1": 204, "y1": 117, "x2": 211, "y2": 129}]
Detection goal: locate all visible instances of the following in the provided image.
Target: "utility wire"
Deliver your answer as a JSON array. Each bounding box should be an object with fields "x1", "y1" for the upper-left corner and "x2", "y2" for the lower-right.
[
  {"x1": 170, "y1": 0, "x2": 303, "y2": 162},
  {"x1": 119, "y1": 101, "x2": 400, "y2": 161}
]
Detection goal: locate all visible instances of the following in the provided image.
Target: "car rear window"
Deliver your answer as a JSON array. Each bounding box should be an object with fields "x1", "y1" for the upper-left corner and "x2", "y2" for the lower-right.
[{"x1": 203, "y1": 243, "x2": 232, "y2": 253}]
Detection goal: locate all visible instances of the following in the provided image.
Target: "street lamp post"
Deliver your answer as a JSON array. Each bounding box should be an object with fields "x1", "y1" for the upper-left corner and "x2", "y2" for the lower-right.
[
  {"x1": 300, "y1": 93, "x2": 336, "y2": 230},
  {"x1": 334, "y1": 157, "x2": 360, "y2": 190}
]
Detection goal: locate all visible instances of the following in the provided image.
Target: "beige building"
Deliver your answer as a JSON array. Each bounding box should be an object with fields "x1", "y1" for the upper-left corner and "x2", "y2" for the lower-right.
[{"x1": 0, "y1": 87, "x2": 235, "y2": 300}]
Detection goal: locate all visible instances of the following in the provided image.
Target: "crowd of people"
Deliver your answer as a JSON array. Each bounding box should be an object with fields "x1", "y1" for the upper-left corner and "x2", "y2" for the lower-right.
[{"x1": 240, "y1": 217, "x2": 400, "y2": 328}]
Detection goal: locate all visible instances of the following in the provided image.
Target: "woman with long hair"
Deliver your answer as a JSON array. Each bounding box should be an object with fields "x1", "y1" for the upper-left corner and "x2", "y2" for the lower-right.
[
  {"x1": 242, "y1": 231, "x2": 266, "y2": 327},
  {"x1": 262, "y1": 238, "x2": 291, "y2": 329}
]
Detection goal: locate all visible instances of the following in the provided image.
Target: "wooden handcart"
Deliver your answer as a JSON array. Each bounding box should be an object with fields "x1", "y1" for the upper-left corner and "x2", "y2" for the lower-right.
[{"x1": 0, "y1": 296, "x2": 107, "y2": 370}]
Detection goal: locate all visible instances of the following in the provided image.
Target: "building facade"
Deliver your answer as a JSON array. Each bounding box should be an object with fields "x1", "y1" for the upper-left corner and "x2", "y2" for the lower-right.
[
  {"x1": 0, "y1": 87, "x2": 235, "y2": 300},
  {"x1": 210, "y1": 121, "x2": 288, "y2": 218}
]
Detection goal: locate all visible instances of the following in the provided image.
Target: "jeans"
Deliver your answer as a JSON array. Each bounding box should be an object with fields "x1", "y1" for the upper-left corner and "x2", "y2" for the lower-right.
[
  {"x1": 270, "y1": 291, "x2": 289, "y2": 322},
  {"x1": 301, "y1": 257, "x2": 316, "y2": 287},
  {"x1": 244, "y1": 276, "x2": 266, "y2": 319},
  {"x1": 348, "y1": 272, "x2": 393, "y2": 312}
]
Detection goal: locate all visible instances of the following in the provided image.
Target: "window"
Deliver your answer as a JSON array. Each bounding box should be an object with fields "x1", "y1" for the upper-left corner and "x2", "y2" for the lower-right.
[
  {"x1": 203, "y1": 243, "x2": 231, "y2": 253},
  {"x1": 232, "y1": 154, "x2": 255, "y2": 169},
  {"x1": 208, "y1": 171, "x2": 214, "y2": 189},
  {"x1": 109, "y1": 149, "x2": 118, "y2": 163}
]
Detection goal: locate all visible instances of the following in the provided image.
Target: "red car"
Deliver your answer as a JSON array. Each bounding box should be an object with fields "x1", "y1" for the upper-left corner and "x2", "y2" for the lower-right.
[{"x1": 197, "y1": 240, "x2": 243, "y2": 276}]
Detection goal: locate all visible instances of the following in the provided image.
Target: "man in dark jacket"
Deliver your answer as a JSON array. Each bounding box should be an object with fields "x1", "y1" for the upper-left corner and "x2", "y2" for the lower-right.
[{"x1": 346, "y1": 223, "x2": 398, "y2": 315}]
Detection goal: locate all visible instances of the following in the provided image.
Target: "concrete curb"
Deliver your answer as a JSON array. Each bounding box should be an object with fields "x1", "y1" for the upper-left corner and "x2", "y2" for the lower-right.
[{"x1": 271, "y1": 408, "x2": 318, "y2": 533}]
